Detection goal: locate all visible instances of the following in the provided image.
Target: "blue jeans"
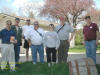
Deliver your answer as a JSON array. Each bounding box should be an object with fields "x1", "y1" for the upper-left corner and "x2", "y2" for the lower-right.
[
  {"x1": 14, "y1": 43, "x2": 20, "y2": 63},
  {"x1": 85, "y1": 40, "x2": 97, "y2": 64},
  {"x1": 31, "y1": 44, "x2": 44, "y2": 63}
]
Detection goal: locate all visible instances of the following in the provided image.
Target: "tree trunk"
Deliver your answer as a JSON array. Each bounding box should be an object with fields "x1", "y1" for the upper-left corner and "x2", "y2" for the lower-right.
[{"x1": 70, "y1": 33, "x2": 76, "y2": 48}]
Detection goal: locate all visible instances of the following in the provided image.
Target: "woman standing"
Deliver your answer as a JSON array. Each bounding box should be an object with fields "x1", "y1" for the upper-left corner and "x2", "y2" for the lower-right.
[{"x1": 44, "y1": 24, "x2": 60, "y2": 67}]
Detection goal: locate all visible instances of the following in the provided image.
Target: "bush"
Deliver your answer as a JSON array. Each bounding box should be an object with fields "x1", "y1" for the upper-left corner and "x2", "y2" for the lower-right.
[{"x1": 75, "y1": 29, "x2": 83, "y2": 45}]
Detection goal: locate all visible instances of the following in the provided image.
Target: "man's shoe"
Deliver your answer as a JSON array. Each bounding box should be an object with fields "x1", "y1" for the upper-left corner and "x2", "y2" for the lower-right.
[
  {"x1": 1, "y1": 69, "x2": 4, "y2": 72},
  {"x1": 48, "y1": 63, "x2": 51, "y2": 67},
  {"x1": 52, "y1": 62, "x2": 55, "y2": 66},
  {"x1": 10, "y1": 69, "x2": 16, "y2": 72},
  {"x1": 33, "y1": 62, "x2": 36, "y2": 64}
]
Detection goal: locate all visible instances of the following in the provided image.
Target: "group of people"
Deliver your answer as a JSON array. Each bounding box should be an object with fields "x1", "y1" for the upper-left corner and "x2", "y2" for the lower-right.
[{"x1": 0, "y1": 15, "x2": 99, "y2": 72}]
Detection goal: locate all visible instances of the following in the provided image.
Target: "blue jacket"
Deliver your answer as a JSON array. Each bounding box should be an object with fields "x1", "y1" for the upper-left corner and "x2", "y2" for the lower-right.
[{"x1": 0, "y1": 28, "x2": 16, "y2": 44}]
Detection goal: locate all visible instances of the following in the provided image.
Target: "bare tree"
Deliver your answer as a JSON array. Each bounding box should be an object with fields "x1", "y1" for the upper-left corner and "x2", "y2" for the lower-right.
[{"x1": 40, "y1": 0, "x2": 94, "y2": 47}]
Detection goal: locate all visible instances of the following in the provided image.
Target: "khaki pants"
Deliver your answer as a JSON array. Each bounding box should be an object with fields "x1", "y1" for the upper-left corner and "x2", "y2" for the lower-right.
[
  {"x1": 58, "y1": 40, "x2": 69, "y2": 63},
  {"x1": 0, "y1": 44, "x2": 15, "y2": 70}
]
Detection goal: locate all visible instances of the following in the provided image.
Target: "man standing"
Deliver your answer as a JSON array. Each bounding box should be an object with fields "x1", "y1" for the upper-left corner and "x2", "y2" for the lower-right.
[
  {"x1": 55, "y1": 17, "x2": 74, "y2": 63},
  {"x1": 22, "y1": 19, "x2": 33, "y2": 61},
  {"x1": 0, "y1": 20, "x2": 17, "y2": 71},
  {"x1": 26, "y1": 21, "x2": 45, "y2": 64},
  {"x1": 83, "y1": 16, "x2": 99, "y2": 64},
  {"x1": 11, "y1": 18, "x2": 22, "y2": 66}
]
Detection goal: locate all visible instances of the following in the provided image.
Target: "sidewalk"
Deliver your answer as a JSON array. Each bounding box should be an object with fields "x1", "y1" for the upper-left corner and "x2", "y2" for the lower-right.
[{"x1": 0, "y1": 52, "x2": 100, "y2": 64}]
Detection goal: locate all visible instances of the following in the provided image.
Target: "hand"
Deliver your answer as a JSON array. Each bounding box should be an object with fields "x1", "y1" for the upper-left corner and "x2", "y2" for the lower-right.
[
  {"x1": 22, "y1": 35, "x2": 25, "y2": 39},
  {"x1": 82, "y1": 41, "x2": 85, "y2": 45},
  {"x1": 29, "y1": 42, "x2": 32, "y2": 47},
  {"x1": 14, "y1": 40, "x2": 17, "y2": 43},
  {"x1": 55, "y1": 48, "x2": 58, "y2": 50},
  {"x1": 67, "y1": 40, "x2": 70, "y2": 43},
  {"x1": 96, "y1": 41, "x2": 98, "y2": 45},
  {"x1": 11, "y1": 40, "x2": 17, "y2": 44},
  {"x1": 45, "y1": 47, "x2": 47, "y2": 50}
]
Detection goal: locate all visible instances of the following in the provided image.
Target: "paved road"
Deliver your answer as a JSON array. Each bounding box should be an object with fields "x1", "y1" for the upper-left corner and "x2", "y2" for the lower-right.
[
  {"x1": 15, "y1": 53, "x2": 100, "y2": 64},
  {"x1": 0, "y1": 53, "x2": 100, "y2": 64}
]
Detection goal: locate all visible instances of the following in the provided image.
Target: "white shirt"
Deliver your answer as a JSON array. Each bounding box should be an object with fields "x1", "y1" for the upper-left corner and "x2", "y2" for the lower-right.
[
  {"x1": 55, "y1": 23, "x2": 74, "y2": 40},
  {"x1": 16, "y1": 26, "x2": 19, "y2": 32},
  {"x1": 26, "y1": 28, "x2": 45, "y2": 45},
  {"x1": 22, "y1": 25, "x2": 34, "y2": 39},
  {"x1": 44, "y1": 31, "x2": 60, "y2": 49}
]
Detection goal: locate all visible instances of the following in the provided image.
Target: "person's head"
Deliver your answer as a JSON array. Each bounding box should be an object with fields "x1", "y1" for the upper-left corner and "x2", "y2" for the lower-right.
[
  {"x1": 34, "y1": 21, "x2": 39, "y2": 30},
  {"x1": 49, "y1": 24, "x2": 55, "y2": 31},
  {"x1": 15, "y1": 18, "x2": 20, "y2": 26},
  {"x1": 85, "y1": 16, "x2": 91, "y2": 24},
  {"x1": 6, "y1": 20, "x2": 12, "y2": 28},
  {"x1": 26, "y1": 19, "x2": 31, "y2": 25},
  {"x1": 59, "y1": 16, "x2": 66, "y2": 25}
]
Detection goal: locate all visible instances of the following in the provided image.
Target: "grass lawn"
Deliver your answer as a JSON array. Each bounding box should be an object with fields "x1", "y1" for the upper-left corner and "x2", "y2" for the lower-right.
[
  {"x1": 0, "y1": 62, "x2": 70, "y2": 75},
  {"x1": 96, "y1": 64, "x2": 100, "y2": 75},
  {"x1": 69, "y1": 45, "x2": 100, "y2": 53},
  {"x1": 0, "y1": 62, "x2": 100, "y2": 75}
]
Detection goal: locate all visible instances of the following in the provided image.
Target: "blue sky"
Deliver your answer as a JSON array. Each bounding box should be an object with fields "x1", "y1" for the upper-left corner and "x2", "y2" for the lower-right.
[
  {"x1": 94, "y1": 0, "x2": 100, "y2": 9},
  {"x1": 0, "y1": 0, "x2": 100, "y2": 14}
]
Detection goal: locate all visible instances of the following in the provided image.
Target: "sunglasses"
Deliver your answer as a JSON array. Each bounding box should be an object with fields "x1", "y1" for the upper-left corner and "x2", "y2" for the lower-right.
[
  {"x1": 34, "y1": 24, "x2": 38, "y2": 25},
  {"x1": 26, "y1": 20, "x2": 30, "y2": 22}
]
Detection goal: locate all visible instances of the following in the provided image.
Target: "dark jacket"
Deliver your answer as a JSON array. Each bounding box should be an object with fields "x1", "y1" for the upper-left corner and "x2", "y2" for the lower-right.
[{"x1": 11, "y1": 25, "x2": 22, "y2": 45}]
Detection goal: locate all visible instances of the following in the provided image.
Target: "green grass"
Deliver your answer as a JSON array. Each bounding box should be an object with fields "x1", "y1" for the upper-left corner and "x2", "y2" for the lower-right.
[
  {"x1": 0, "y1": 62, "x2": 70, "y2": 75},
  {"x1": 69, "y1": 45, "x2": 100, "y2": 53},
  {"x1": 0, "y1": 62, "x2": 100, "y2": 75},
  {"x1": 69, "y1": 45, "x2": 85, "y2": 53},
  {"x1": 96, "y1": 64, "x2": 100, "y2": 75}
]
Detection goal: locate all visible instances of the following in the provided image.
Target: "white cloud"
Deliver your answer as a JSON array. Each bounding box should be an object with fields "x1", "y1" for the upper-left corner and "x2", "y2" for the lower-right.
[
  {"x1": 12, "y1": 0, "x2": 30, "y2": 8},
  {"x1": 12, "y1": 0, "x2": 45, "y2": 17},
  {"x1": 12, "y1": 0, "x2": 44, "y2": 9}
]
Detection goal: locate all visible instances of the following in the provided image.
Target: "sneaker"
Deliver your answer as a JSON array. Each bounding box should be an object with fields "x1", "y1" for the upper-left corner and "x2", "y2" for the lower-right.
[
  {"x1": 48, "y1": 63, "x2": 51, "y2": 67},
  {"x1": 41, "y1": 62, "x2": 44, "y2": 64},
  {"x1": 33, "y1": 62, "x2": 36, "y2": 64},
  {"x1": 10, "y1": 69, "x2": 16, "y2": 72},
  {"x1": 15, "y1": 64, "x2": 20, "y2": 68},
  {"x1": 1, "y1": 69, "x2": 4, "y2": 72},
  {"x1": 51, "y1": 62, "x2": 55, "y2": 66}
]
